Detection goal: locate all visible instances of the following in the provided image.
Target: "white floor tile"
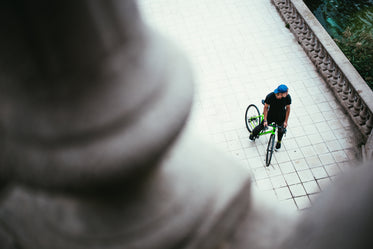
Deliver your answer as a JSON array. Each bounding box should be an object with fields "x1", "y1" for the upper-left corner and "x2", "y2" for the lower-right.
[
  {"x1": 293, "y1": 159, "x2": 310, "y2": 171},
  {"x1": 324, "y1": 164, "x2": 342, "y2": 177},
  {"x1": 311, "y1": 167, "x2": 329, "y2": 180},
  {"x1": 256, "y1": 178, "x2": 273, "y2": 191},
  {"x1": 317, "y1": 178, "x2": 333, "y2": 191},
  {"x1": 297, "y1": 169, "x2": 315, "y2": 182},
  {"x1": 303, "y1": 181, "x2": 321, "y2": 194},
  {"x1": 271, "y1": 175, "x2": 288, "y2": 188},
  {"x1": 294, "y1": 196, "x2": 312, "y2": 210},
  {"x1": 289, "y1": 184, "x2": 307, "y2": 197},
  {"x1": 332, "y1": 150, "x2": 350, "y2": 163},
  {"x1": 318, "y1": 153, "x2": 336, "y2": 165},
  {"x1": 284, "y1": 172, "x2": 301, "y2": 185},
  {"x1": 275, "y1": 186, "x2": 293, "y2": 201}
]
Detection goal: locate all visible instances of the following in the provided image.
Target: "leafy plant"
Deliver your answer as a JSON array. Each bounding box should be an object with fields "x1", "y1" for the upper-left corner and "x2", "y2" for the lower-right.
[
  {"x1": 304, "y1": 0, "x2": 373, "y2": 89},
  {"x1": 334, "y1": 27, "x2": 373, "y2": 89}
]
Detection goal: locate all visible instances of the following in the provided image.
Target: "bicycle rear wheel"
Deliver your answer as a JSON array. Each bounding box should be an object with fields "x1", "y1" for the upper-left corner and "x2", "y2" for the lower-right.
[
  {"x1": 266, "y1": 134, "x2": 275, "y2": 166},
  {"x1": 245, "y1": 104, "x2": 261, "y2": 133}
]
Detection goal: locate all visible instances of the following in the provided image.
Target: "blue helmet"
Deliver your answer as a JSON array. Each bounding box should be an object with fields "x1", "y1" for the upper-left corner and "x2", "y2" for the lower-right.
[{"x1": 274, "y1": 84, "x2": 288, "y2": 94}]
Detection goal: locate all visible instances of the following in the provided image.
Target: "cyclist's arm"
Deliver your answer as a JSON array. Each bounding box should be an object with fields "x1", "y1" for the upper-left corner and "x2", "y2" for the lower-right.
[
  {"x1": 263, "y1": 103, "x2": 269, "y2": 127},
  {"x1": 284, "y1": 104, "x2": 290, "y2": 128}
]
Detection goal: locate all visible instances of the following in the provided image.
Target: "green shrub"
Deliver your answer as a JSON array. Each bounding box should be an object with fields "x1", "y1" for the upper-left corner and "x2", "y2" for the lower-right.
[{"x1": 334, "y1": 27, "x2": 373, "y2": 89}]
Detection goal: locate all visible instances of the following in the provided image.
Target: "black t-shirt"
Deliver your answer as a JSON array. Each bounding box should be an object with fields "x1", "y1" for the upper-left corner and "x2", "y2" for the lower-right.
[{"x1": 265, "y1": 92, "x2": 291, "y2": 123}]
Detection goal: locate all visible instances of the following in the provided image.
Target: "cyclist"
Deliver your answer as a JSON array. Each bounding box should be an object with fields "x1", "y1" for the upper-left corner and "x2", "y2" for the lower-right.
[{"x1": 249, "y1": 84, "x2": 291, "y2": 149}]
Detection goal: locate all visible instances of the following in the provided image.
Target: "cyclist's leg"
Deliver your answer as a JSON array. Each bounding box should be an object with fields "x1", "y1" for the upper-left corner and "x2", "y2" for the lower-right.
[
  {"x1": 275, "y1": 118, "x2": 285, "y2": 149},
  {"x1": 250, "y1": 121, "x2": 264, "y2": 140},
  {"x1": 277, "y1": 123, "x2": 285, "y2": 141}
]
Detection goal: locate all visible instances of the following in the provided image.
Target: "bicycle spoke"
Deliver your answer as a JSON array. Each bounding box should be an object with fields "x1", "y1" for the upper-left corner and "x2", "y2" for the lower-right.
[{"x1": 245, "y1": 104, "x2": 261, "y2": 133}]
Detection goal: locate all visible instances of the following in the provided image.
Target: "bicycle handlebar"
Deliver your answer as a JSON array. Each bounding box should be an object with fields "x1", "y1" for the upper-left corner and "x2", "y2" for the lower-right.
[{"x1": 265, "y1": 123, "x2": 287, "y2": 133}]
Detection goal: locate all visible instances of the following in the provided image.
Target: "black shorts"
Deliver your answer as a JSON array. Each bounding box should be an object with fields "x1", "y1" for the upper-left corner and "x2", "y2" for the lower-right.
[{"x1": 267, "y1": 113, "x2": 285, "y2": 125}]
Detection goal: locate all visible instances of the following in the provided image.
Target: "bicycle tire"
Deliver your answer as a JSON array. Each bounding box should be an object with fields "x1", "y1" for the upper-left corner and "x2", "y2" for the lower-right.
[
  {"x1": 266, "y1": 134, "x2": 275, "y2": 166},
  {"x1": 245, "y1": 104, "x2": 261, "y2": 133}
]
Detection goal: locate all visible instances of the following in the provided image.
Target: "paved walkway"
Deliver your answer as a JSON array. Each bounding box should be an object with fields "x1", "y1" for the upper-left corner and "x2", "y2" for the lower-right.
[{"x1": 138, "y1": 0, "x2": 359, "y2": 211}]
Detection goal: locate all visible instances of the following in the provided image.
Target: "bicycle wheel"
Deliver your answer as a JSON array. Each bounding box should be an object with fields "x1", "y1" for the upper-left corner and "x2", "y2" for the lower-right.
[
  {"x1": 245, "y1": 104, "x2": 261, "y2": 133},
  {"x1": 266, "y1": 134, "x2": 275, "y2": 166}
]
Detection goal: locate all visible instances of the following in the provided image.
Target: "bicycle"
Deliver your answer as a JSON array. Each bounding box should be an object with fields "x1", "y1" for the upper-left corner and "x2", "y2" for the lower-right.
[{"x1": 245, "y1": 103, "x2": 286, "y2": 166}]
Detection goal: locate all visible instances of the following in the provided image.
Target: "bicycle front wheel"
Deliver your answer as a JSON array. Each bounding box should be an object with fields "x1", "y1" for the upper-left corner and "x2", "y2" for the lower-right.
[
  {"x1": 245, "y1": 104, "x2": 261, "y2": 133},
  {"x1": 266, "y1": 134, "x2": 275, "y2": 166}
]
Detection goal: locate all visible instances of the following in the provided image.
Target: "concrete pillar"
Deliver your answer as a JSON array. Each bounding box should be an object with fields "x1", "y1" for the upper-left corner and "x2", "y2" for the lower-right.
[{"x1": 0, "y1": 1, "x2": 266, "y2": 248}]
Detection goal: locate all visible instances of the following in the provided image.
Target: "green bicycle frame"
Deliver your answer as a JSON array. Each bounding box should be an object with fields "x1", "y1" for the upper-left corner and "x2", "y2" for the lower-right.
[
  {"x1": 247, "y1": 114, "x2": 277, "y2": 137},
  {"x1": 259, "y1": 123, "x2": 277, "y2": 136}
]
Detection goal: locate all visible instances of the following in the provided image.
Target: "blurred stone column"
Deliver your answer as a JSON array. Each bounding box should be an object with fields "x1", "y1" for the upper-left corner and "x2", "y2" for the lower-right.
[{"x1": 0, "y1": 1, "x2": 295, "y2": 249}]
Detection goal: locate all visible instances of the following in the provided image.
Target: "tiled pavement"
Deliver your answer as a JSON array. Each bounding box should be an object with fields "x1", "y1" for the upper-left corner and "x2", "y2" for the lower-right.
[{"x1": 138, "y1": 0, "x2": 360, "y2": 211}]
